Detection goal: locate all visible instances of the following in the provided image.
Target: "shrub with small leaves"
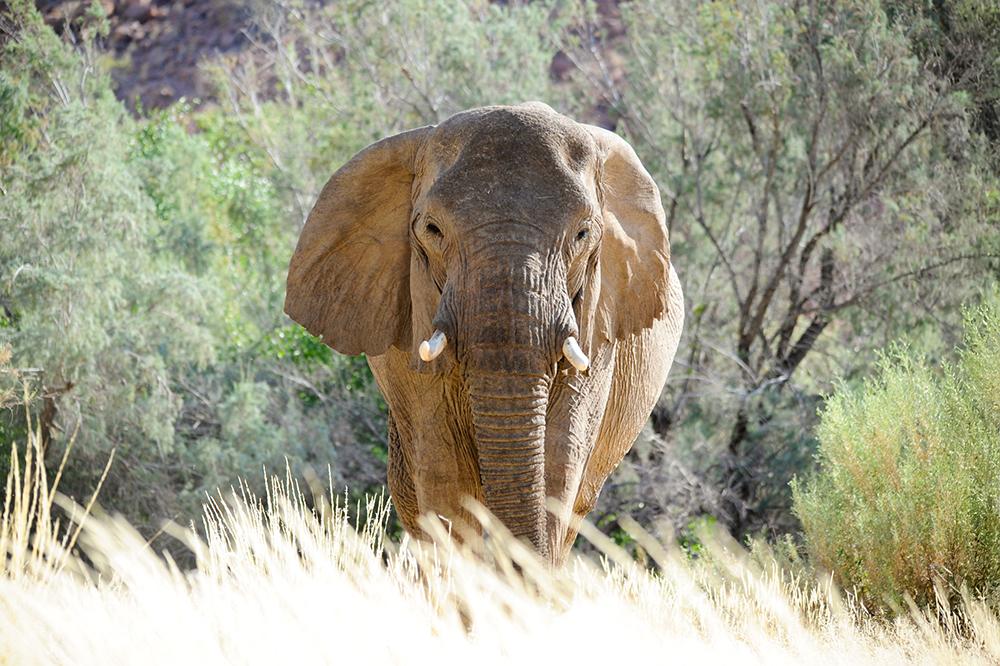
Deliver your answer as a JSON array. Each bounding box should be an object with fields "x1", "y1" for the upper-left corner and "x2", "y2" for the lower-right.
[{"x1": 793, "y1": 296, "x2": 1000, "y2": 610}]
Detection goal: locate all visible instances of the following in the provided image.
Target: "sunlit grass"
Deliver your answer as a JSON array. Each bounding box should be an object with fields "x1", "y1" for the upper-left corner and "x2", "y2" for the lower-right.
[{"x1": 3, "y1": 420, "x2": 1000, "y2": 665}]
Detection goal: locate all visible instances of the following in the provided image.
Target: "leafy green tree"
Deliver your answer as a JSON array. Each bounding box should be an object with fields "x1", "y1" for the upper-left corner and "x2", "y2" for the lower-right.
[
  {"x1": 564, "y1": 0, "x2": 999, "y2": 537},
  {"x1": 883, "y1": 0, "x2": 1000, "y2": 152},
  {"x1": 0, "y1": 3, "x2": 218, "y2": 519}
]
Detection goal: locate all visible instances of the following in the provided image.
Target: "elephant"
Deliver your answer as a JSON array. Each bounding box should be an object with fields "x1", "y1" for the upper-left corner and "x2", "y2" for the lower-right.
[{"x1": 284, "y1": 102, "x2": 683, "y2": 566}]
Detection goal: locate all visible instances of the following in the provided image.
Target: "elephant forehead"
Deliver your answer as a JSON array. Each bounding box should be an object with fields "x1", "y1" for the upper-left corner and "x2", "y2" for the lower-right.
[
  {"x1": 431, "y1": 104, "x2": 596, "y2": 168},
  {"x1": 422, "y1": 108, "x2": 596, "y2": 222},
  {"x1": 427, "y1": 159, "x2": 591, "y2": 219}
]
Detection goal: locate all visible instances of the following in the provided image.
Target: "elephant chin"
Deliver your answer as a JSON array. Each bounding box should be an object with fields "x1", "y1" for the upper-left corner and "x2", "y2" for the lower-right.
[{"x1": 467, "y1": 348, "x2": 550, "y2": 558}]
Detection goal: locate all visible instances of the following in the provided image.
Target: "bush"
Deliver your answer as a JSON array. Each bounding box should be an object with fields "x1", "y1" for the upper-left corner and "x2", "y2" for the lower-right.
[
  {"x1": 792, "y1": 296, "x2": 1000, "y2": 610},
  {"x1": 0, "y1": 2, "x2": 389, "y2": 536}
]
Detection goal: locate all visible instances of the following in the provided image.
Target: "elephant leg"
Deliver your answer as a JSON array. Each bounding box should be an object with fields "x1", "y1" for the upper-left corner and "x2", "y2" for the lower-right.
[
  {"x1": 409, "y1": 421, "x2": 482, "y2": 542},
  {"x1": 563, "y1": 296, "x2": 683, "y2": 558},
  {"x1": 387, "y1": 411, "x2": 422, "y2": 538},
  {"x1": 560, "y1": 424, "x2": 641, "y2": 559},
  {"x1": 544, "y1": 344, "x2": 616, "y2": 565},
  {"x1": 371, "y1": 351, "x2": 482, "y2": 543}
]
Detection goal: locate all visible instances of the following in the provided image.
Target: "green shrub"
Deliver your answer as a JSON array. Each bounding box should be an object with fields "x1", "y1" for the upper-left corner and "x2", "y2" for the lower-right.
[
  {"x1": 0, "y1": 2, "x2": 389, "y2": 534},
  {"x1": 793, "y1": 296, "x2": 1000, "y2": 610}
]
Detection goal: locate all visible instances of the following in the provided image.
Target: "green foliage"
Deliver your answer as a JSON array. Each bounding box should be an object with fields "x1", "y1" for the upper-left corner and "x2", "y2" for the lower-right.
[
  {"x1": 883, "y1": 0, "x2": 1000, "y2": 148},
  {"x1": 0, "y1": 3, "x2": 388, "y2": 532},
  {"x1": 1, "y1": 5, "x2": 214, "y2": 477},
  {"x1": 569, "y1": 0, "x2": 999, "y2": 538},
  {"x1": 793, "y1": 296, "x2": 1000, "y2": 610}
]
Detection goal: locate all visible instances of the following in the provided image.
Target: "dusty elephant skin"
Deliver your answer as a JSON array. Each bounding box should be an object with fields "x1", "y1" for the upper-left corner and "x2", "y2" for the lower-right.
[{"x1": 285, "y1": 102, "x2": 684, "y2": 565}]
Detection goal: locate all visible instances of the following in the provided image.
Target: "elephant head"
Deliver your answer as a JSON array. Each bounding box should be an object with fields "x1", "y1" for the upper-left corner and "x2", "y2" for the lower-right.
[{"x1": 285, "y1": 103, "x2": 671, "y2": 556}]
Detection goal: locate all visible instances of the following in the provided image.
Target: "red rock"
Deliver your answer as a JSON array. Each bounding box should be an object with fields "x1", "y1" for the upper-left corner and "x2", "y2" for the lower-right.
[
  {"x1": 122, "y1": 0, "x2": 151, "y2": 22},
  {"x1": 112, "y1": 19, "x2": 145, "y2": 42}
]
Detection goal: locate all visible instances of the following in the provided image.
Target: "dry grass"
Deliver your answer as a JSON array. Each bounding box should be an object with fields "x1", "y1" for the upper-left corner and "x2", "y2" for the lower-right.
[{"x1": 3, "y1": 424, "x2": 1000, "y2": 665}]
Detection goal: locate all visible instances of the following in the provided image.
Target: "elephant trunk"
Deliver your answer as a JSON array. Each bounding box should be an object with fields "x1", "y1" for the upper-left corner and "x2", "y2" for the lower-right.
[
  {"x1": 458, "y1": 260, "x2": 565, "y2": 557},
  {"x1": 468, "y1": 357, "x2": 550, "y2": 556}
]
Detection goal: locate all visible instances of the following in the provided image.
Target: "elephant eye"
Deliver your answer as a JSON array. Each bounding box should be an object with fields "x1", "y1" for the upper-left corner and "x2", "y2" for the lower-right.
[
  {"x1": 426, "y1": 222, "x2": 443, "y2": 238},
  {"x1": 576, "y1": 228, "x2": 589, "y2": 242}
]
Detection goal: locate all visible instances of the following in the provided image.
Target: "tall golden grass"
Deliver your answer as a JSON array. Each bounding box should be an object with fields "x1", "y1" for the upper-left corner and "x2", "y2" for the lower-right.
[{"x1": 3, "y1": 414, "x2": 1000, "y2": 665}]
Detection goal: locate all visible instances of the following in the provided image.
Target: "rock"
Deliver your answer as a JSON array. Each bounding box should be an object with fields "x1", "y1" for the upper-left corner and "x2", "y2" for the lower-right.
[
  {"x1": 147, "y1": 45, "x2": 168, "y2": 68},
  {"x1": 550, "y1": 51, "x2": 575, "y2": 82},
  {"x1": 122, "y1": 0, "x2": 152, "y2": 22},
  {"x1": 112, "y1": 20, "x2": 145, "y2": 42},
  {"x1": 38, "y1": 0, "x2": 630, "y2": 115}
]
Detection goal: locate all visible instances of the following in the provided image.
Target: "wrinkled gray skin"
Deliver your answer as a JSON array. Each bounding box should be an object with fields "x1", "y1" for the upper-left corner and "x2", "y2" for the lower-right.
[{"x1": 285, "y1": 103, "x2": 683, "y2": 565}]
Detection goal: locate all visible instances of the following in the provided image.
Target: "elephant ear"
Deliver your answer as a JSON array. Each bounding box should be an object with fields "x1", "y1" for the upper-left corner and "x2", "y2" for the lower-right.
[
  {"x1": 284, "y1": 126, "x2": 433, "y2": 356},
  {"x1": 587, "y1": 125, "x2": 672, "y2": 343}
]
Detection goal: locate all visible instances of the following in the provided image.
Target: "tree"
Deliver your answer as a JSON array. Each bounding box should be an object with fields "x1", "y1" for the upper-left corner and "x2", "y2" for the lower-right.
[
  {"x1": 564, "y1": 0, "x2": 999, "y2": 537},
  {"x1": 883, "y1": 0, "x2": 1000, "y2": 152}
]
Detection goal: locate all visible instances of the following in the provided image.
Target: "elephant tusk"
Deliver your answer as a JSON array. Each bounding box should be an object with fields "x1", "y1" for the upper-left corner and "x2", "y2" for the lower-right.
[
  {"x1": 419, "y1": 330, "x2": 447, "y2": 362},
  {"x1": 562, "y1": 336, "x2": 590, "y2": 372}
]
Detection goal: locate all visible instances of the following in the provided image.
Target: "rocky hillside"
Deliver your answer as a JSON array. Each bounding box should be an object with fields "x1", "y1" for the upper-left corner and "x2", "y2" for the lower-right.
[
  {"x1": 37, "y1": 0, "x2": 252, "y2": 110},
  {"x1": 36, "y1": 0, "x2": 624, "y2": 113}
]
